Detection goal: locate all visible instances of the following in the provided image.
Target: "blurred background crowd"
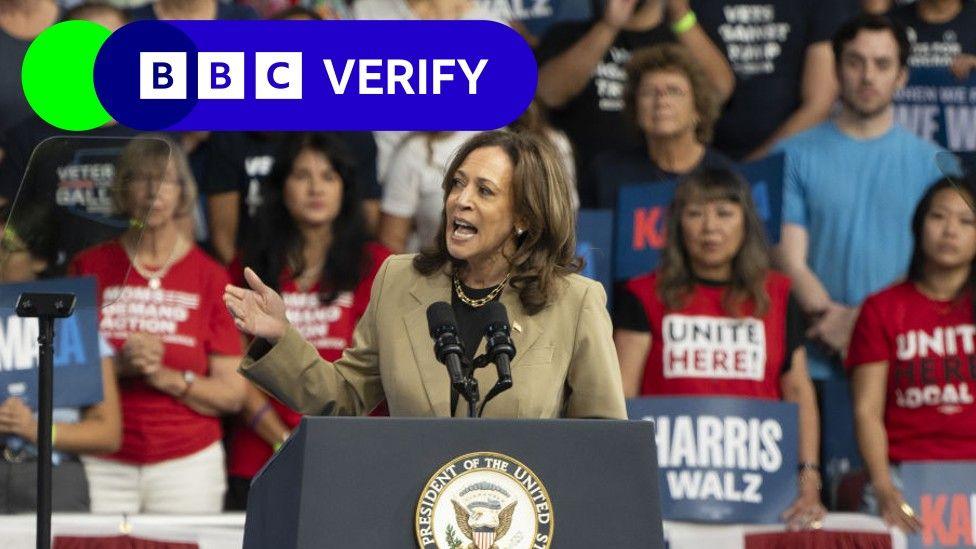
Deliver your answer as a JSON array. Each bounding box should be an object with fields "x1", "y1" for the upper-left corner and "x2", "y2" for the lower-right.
[{"x1": 0, "y1": 0, "x2": 973, "y2": 534}]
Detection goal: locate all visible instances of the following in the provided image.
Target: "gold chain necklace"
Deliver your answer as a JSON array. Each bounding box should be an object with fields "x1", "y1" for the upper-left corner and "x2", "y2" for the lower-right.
[{"x1": 453, "y1": 271, "x2": 512, "y2": 308}]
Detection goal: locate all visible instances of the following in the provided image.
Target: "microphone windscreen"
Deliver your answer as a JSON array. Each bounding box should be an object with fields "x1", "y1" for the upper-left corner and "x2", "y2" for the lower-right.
[
  {"x1": 484, "y1": 301, "x2": 509, "y2": 329},
  {"x1": 426, "y1": 301, "x2": 457, "y2": 337}
]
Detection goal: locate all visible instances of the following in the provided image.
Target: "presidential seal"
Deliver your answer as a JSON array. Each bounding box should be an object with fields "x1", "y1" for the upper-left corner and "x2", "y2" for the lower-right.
[{"x1": 415, "y1": 451, "x2": 553, "y2": 549}]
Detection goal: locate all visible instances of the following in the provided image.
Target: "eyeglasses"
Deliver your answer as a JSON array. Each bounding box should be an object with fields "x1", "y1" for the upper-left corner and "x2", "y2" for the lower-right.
[
  {"x1": 126, "y1": 177, "x2": 182, "y2": 195},
  {"x1": 637, "y1": 85, "x2": 689, "y2": 100}
]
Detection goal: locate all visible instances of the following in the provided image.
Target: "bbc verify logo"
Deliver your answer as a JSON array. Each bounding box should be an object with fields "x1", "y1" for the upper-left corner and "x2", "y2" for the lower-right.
[
  {"x1": 140, "y1": 52, "x2": 303, "y2": 100},
  {"x1": 86, "y1": 20, "x2": 536, "y2": 130},
  {"x1": 139, "y1": 52, "x2": 489, "y2": 101}
]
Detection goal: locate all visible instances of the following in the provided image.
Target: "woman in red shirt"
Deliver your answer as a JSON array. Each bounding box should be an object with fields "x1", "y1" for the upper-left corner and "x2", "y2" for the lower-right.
[
  {"x1": 225, "y1": 133, "x2": 390, "y2": 509},
  {"x1": 71, "y1": 137, "x2": 245, "y2": 513},
  {"x1": 847, "y1": 176, "x2": 976, "y2": 533},
  {"x1": 614, "y1": 168, "x2": 824, "y2": 528}
]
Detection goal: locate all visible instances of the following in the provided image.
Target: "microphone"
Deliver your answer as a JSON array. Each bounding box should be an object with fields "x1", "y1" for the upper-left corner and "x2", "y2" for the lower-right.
[
  {"x1": 479, "y1": 302, "x2": 515, "y2": 415},
  {"x1": 426, "y1": 302, "x2": 470, "y2": 398}
]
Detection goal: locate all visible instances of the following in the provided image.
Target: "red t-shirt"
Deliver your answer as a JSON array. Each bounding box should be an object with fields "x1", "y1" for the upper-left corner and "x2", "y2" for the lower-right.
[
  {"x1": 846, "y1": 281, "x2": 976, "y2": 461},
  {"x1": 626, "y1": 271, "x2": 792, "y2": 399},
  {"x1": 70, "y1": 241, "x2": 243, "y2": 464},
  {"x1": 227, "y1": 242, "x2": 390, "y2": 478}
]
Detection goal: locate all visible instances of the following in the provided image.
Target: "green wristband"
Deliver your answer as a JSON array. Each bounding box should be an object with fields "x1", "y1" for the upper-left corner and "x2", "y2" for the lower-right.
[{"x1": 671, "y1": 11, "x2": 697, "y2": 35}]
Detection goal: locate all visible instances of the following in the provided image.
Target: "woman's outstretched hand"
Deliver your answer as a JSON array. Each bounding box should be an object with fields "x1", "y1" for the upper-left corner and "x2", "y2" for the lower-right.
[{"x1": 224, "y1": 268, "x2": 289, "y2": 343}]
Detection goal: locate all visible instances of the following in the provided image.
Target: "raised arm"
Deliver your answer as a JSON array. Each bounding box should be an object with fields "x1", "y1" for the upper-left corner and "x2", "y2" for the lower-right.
[
  {"x1": 537, "y1": 0, "x2": 638, "y2": 109},
  {"x1": 226, "y1": 262, "x2": 389, "y2": 416},
  {"x1": 668, "y1": 0, "x2": 735, "y2": 103}
]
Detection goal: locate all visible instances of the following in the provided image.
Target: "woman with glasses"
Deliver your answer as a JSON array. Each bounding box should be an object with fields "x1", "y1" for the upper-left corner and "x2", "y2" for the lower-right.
[
  {"x1": 70, "y1": 136, "x2": 245, "y2": 513},
  {"x1": 0, "y1": 202, "x2": 121, "y2": 513},
  {"x1": 585, "y1": 43, "x2": 734, "y2": 209}
]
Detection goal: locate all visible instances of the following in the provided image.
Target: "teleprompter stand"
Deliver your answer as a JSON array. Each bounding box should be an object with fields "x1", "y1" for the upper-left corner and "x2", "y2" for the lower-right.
[{"x1": 17, "y1": 292, "x2": 76, "y2": 549}]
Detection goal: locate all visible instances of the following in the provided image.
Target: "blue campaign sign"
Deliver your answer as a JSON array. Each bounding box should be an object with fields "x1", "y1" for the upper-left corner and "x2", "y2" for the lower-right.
[
  {"x1": 613, "y1": 153, "x2": 784, "y2": 281},
  {"x1": 627, "y1": 396, "x2": 798, "y2": 524},
  {"x1": 0, "y1": 277, "x2": 103, "y2": 409},
  {"x1": 894, "y1": 68, "x2": 976, "y2": 152},
  {"x1": 481, "y1": 0, "x2": 593, "y2": 38},
  {"x1": 576, "y1": 209, "x2": 613, "y2": 304},
  {"x1": 900, "y1": 462, "x2": 976, "y2": 549}
]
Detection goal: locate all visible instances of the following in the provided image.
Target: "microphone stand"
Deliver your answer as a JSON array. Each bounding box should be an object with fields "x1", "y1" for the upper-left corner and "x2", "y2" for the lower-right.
[
  {"x1": 450, "y1": 357, "x2": 480, "y2": 418},
  {"x1": 16, "y1": 292, "x2": 76, "y2": 549}
]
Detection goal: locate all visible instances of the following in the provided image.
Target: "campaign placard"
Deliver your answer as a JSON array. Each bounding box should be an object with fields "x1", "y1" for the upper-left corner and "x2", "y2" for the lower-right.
[
  {"x1": 895, "y1": 68, "x2": 976, "y2": 152},
  {"x1": 900, "y1": 462, "x2": 976, "y2": 549},
  {"x1": 0, "y1": 277, "x2": 103, "y2": 409},
  {"x1": 576, "y1": 209, "x2": 614, "y2": 304},
  {"x1": 614, "y1": 153, "x2": 784, "y2": 281},
  {"x1": 627, "y1": 396, "x2": 798, "y2": 524}
]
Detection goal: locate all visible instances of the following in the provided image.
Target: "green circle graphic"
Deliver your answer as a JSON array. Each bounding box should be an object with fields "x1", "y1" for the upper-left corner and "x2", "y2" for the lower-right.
[{"x1": 22, "y1": 20, "x2": 112, "y2": 131}]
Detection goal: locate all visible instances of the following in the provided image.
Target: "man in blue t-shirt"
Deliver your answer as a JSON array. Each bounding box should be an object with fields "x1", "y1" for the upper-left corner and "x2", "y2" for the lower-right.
[{"x1": 775, "y1": 13, "x2": 945, "y2": 382}]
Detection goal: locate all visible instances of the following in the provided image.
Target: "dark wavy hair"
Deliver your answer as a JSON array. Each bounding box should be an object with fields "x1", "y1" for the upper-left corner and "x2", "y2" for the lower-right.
[
  {"x1": 0, "y1": 202, "x2": 60, "y2": 278},
  {"x1": 907, "y1": 176, "x2": 976, "y2": 312},
  {"x1": 657, "y1": 168, "x2": 770, "y2": 315},
  {"x1": 413, "y1": 130, "x2": 582, "y2": 315},
  {"x1": 243, "y1": 133, "x2": 369, "y2": 304},
  {"x1": 832, "y1": 13, "x2": 911, "y2": 69}
]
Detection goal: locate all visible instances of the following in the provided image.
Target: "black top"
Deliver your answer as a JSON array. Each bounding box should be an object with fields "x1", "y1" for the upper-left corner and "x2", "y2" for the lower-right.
[
  {"x1": 0, "y1": 28, "x2": 34, "y2": 134},
  {"x1": 450, "y1": 280, "x2": 504, "y2": 363},
  {"x1": 691, "y1": 0, "x2": 856, "y2": 159},
  {"x1": 536, "y1": 20, "x2": 675, "y2": 206},
  {"x1": 889, "y1": 2, "x2": 976, "y2": 68},
  {"x1": 585, "y1": 145, "x2": 736, "y2": 209},
  {"x1": 612, "y1": 277, "x2": 805, "y2": 373},
  {"x1": 202, "y1": 131, "x2": 382, "y2": 244}
]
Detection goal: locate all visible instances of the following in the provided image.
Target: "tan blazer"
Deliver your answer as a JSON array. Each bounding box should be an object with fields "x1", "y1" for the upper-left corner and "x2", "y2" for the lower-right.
[{"x1": 240, "y1": 254, "x2": 626, "y2": 419}]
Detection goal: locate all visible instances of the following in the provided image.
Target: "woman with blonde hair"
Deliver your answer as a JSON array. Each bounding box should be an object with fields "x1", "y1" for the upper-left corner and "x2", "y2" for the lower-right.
[{"x1": 71, "y1": 136, "x2": 244, "y2": 513}]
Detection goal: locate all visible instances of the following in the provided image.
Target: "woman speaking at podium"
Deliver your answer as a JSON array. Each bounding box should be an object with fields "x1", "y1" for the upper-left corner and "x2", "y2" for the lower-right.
[{"x1": 224, "y1": 130, "x2": 626, "y2": 419}]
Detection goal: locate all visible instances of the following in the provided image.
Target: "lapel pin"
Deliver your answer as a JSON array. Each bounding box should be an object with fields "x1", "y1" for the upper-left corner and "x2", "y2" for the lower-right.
[{"x1": 512, "y1": 321, "x2": 522, "y2": 333}]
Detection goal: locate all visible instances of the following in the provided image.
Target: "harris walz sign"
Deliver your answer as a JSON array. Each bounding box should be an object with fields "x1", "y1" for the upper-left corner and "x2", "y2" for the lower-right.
[{"x1": 627, "y1": 396, "x2": 797, "y2": 524}]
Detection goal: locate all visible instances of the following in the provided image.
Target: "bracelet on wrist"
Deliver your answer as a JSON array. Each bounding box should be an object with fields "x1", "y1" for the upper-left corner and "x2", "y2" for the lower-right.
[
  {"x1": 671, "y1": 10, "x2": 697, "y2": 35},
  {"x1": 249, "y1": 401, "x2": 273, "y2": 430},
  {"x1": 798, "y1": 462, "x2": 820, "y2": 473}
]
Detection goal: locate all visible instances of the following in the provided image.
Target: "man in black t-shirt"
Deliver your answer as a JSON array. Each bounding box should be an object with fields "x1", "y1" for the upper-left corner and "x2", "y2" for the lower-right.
[
  {"x1": 888, "y1": 0, "x2": 976, "y2": 78},
  {"x1": 202, "y1": 132, "x2": 382, "y2": 265},
  {"x1": 691, "y1": 0, "x2": 857, "y2": 160},
  {"x1": 536, "y1": 0, "x2": 734, "y2": 207}
]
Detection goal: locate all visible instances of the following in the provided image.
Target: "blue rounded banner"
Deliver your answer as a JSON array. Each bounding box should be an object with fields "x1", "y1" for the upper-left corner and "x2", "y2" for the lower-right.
[{"x1": 94, "y1": 20, "x2": 537, "y2": 131}]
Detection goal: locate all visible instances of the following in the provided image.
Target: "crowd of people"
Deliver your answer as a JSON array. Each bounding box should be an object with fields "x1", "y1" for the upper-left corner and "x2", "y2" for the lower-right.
[{"x1": 0, "y1": 0, "x2": 973, "y2": 535}]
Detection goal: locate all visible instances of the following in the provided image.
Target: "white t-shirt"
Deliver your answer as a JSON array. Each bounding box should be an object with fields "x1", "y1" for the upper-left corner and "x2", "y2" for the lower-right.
[
  {"x1": 352, "y1": 0, "x2": 508, "y2": 23},
  {"x1": 380, "y1": 131, "x2": 479, "y2": 252}
]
